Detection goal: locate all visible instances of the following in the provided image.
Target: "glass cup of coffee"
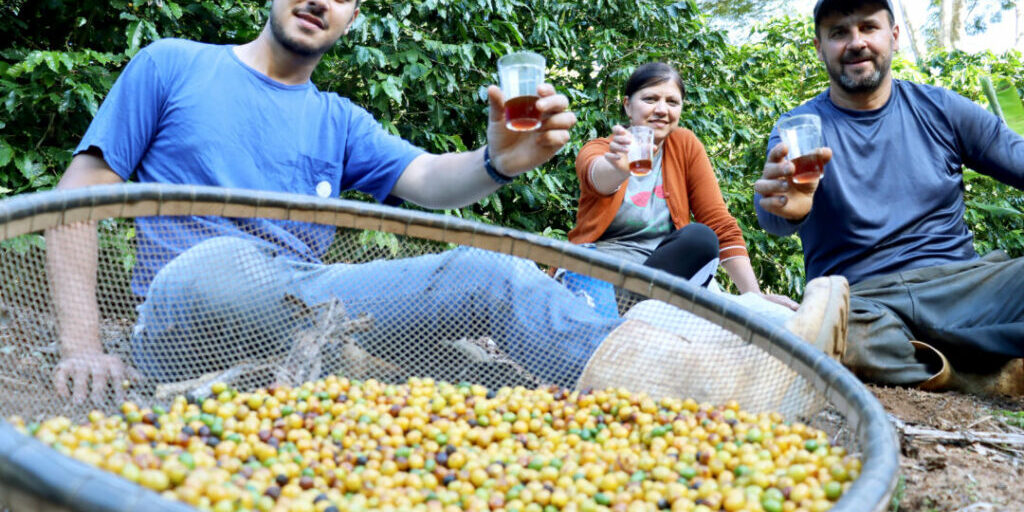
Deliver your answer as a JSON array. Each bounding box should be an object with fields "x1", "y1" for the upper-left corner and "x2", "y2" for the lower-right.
[
  {"x1": 777, "y1": 114, "x2": 824, "y2": 184},
  {"x1": 497, "y1": 51, "x2": 546, "y2": 132},
  {"x1": 627, "y1": 125, "x2": 654, "y2": 176}
]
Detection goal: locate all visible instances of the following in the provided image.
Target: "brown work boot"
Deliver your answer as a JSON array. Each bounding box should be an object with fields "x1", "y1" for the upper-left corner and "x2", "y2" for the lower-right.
[
  {"x1": 911, "y1": 340, "x2": 1024, "y2": 397},
  {"x1": 949, "y1": 357, "x2": 1024, "y2": 397},
  {"x1": 784, "y1": 276, "x2": 849, "y2": 361}
]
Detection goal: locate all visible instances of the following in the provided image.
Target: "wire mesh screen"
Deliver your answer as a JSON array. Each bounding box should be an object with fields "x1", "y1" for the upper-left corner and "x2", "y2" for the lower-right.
[{"x1": 0, "y1": 184, "x2": 898, "y2": 512}]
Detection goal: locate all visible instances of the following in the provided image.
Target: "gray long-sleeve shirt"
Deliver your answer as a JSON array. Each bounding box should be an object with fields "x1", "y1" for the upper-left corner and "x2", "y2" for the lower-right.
[{"x1": 756, "y1": 80, "x2": 1024, "y2": 285}]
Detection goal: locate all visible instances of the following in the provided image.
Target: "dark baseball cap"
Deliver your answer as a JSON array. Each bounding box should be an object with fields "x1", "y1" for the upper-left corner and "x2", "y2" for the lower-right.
[{"x1": 814, "y1": 0, "x2": 894, "y2": 27}]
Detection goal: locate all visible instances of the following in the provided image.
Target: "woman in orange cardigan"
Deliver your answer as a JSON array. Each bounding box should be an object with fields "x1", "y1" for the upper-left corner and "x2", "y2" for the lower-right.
[{"x1": 570, "y1": 62, "x2": 794, "y2": 307}]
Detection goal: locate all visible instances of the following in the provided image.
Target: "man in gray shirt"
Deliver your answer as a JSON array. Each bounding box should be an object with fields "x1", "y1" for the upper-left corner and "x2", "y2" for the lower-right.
[{"x1": 755, "y1": 0, "x2": 1024, "y2": 394}]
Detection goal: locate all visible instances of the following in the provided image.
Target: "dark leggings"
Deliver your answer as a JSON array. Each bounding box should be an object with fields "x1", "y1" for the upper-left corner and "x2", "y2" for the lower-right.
[{"x1": 643, "y1": 223, "x2": 720, "y2": 285}]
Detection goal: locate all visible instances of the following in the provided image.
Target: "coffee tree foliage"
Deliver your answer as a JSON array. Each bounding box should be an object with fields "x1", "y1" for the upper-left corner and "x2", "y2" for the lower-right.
[{"x1": 2, "y1": 0, "x2": 1021, "y2": 296}]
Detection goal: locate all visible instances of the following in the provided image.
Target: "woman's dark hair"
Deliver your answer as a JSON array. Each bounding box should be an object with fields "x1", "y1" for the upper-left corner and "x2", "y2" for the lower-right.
[{"x1": 623, "y1": 62, "x2": 685, "y2": 99}]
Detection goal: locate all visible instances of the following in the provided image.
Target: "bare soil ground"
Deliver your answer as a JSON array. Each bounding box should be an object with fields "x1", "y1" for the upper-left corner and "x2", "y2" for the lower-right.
[{"x1": 867, "y1": 384, "x2": 1024, "y2": 512}]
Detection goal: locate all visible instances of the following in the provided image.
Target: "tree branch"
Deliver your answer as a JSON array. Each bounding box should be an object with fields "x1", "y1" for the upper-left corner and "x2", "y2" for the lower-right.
[
  {"x1": 34, "y1": 113, "x2": 56, "y2": 151},
  {"x1": 890, "y1": 414, "x2": 1024, "y2": 448}
]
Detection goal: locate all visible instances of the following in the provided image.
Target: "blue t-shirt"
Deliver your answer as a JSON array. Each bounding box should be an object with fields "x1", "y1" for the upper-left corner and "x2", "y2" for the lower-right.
[
  {"x1": 756, "y1": 80, "x2": 1024, "y2": 284},
  {"x1": 76, "y1": 39, "x2": 425, "y2": 295}
]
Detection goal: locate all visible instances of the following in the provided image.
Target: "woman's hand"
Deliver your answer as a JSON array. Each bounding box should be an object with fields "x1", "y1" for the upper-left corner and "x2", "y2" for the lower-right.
[
  {"x1": 759, "y1": 292, "x2": 800, "y2": 311},
  {"x1": 602, "y1": 124, "x2": 634, "y2": 174}
]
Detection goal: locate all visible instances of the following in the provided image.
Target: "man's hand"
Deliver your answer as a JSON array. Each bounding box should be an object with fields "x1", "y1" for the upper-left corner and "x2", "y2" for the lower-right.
[
  {"x1": 53, "y1": 351, "x2": 135, "y2": 405},
  {"x1": 754, "y1": 143, "x2": 832, "y2": 221},
  {"x1": 485, "y1": 84, "x2": 577, "y2": 176}
]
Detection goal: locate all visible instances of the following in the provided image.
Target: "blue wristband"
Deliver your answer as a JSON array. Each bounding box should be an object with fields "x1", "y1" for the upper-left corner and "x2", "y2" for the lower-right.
[{"x1": 483, "y1": 146, "x2": 514, "y2": 185}]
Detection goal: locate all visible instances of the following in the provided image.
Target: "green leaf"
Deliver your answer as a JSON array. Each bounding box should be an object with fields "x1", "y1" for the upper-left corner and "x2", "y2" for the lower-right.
[
  {"x1": 354, "y1": 45, "x2": 387, "y2": 67},
  {"x1": 128, "y1": 21, "x2": 144, "y2": 54},
  {"x1": 404, "y1": 63, "x2": 429, "y2": 81},
  {"x1": 0, "y1": 139, "x2": 12, "y2": 167},
  {"x1": 380, "y1": 77, "x2": 402, "y2": 104},
  {"x1": 967, "y1": 200, "x2": 1023, "y2": 218},
  {"x1": 43, "y1": 52, "x2": 60, "y2": 73},
  {"x1": 15, "y1": 155, "x2": 43, "y2": 180},
  {"x1": 995, "y1": 79, "x2": 1024, "y2": 136},
  {"x1": 59, "y1": 52, "x2": 74, "y2": 71},
  {"x1": 162, "y1": 1, "x2": 184, "y2": 20}
]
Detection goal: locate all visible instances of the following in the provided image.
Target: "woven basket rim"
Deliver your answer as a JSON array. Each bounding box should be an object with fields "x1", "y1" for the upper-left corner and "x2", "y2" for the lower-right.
[{"x1": 0, "y1": 183, "x2": 899, "y2": 512}]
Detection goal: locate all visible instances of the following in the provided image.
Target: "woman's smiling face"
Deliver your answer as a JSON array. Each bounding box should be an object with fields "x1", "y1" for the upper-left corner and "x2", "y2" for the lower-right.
[{"x1": 623, "y1": 79, "x2": 683, "y2": 145}]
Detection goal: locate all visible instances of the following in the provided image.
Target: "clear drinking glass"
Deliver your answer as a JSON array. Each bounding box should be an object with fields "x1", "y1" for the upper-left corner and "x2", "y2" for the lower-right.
[
  {"x1": 497, "y1": 51, "x2": 546, "y2": 132},
  {"x1": 777, "y1": 114, "x2": 824, "y2": 184},
  {"x1": 627, "y1": 125, "x2": 655, "y2": 176}
]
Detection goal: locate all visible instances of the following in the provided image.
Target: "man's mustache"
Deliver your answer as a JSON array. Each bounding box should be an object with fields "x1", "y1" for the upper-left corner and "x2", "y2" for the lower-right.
[{"x1": 841, "y1": 50, "x2": 875, "y2": 64}]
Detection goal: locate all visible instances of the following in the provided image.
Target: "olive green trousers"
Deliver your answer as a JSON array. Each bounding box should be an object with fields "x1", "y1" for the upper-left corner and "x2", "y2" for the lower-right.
[{"x1": 844, "y1": 251, "x2": 1024, "y2": 386}]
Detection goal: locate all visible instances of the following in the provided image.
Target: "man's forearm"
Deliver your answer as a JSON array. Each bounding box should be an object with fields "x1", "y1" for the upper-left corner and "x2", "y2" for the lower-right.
[
  {"x1": 46, "y1": 222, "x2": 103, "y2": 355},
  {"x1": 47, "y1": 152, "x2": 124, "y2": 356},
  {"x1": 392, "y1": 148, "x2": 504, "y2": 209}
]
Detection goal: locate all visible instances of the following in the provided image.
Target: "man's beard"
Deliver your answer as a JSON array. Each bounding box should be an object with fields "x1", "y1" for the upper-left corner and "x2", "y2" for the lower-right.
[
  {"x1": 825, "y1": 49, "x2": 892, "y2": 94},
  {"x1": 269, "y1": 9, "x2": 334, "y2": 57}
]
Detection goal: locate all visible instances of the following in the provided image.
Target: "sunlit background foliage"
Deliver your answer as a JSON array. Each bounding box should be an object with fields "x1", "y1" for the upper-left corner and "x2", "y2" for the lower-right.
[{"x1": 1, "y1": 0, "x2": 1021, "y2": 296}]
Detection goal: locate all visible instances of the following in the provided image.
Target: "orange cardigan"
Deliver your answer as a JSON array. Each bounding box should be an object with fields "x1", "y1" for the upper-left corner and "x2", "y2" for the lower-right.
[{"x1": 568, "y1": 128, "x2": 749, "y2": 262}]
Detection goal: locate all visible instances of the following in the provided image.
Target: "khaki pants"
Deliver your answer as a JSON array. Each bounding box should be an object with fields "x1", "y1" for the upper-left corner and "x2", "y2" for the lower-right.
[{"x1": 844, "y1": 251, "x2": 1024, "y2": 386}]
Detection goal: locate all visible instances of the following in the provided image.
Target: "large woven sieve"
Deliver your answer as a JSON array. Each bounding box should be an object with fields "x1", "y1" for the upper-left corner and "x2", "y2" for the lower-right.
[{"x1": 0, "y1": 184, "x2": 898, "y2": 512}]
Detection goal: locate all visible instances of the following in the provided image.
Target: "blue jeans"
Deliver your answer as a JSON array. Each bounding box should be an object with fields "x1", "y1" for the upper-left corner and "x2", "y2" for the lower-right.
[{"x1": 131, "y1": 236, "x2": 624, "y2": 388}]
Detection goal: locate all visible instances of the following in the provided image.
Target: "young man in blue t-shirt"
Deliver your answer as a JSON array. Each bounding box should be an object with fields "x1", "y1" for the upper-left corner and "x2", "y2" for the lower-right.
[
  {"x1": 755, "y1": 0, "x2": 1024, "y2": 395},
  {"x1": 47, "y1": 0, "x2": 619, "y2": 403}
]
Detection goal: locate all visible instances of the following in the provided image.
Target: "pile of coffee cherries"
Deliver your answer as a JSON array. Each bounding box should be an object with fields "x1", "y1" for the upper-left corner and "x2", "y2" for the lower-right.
[{"x1": 13, "y1": 376, "x2": 860, "y2": 512}]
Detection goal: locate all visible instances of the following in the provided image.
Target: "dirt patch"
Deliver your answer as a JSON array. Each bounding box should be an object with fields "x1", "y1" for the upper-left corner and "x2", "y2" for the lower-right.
[{"x1": 869, "y1": 384, "x2": 1024, "y2": 512}]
